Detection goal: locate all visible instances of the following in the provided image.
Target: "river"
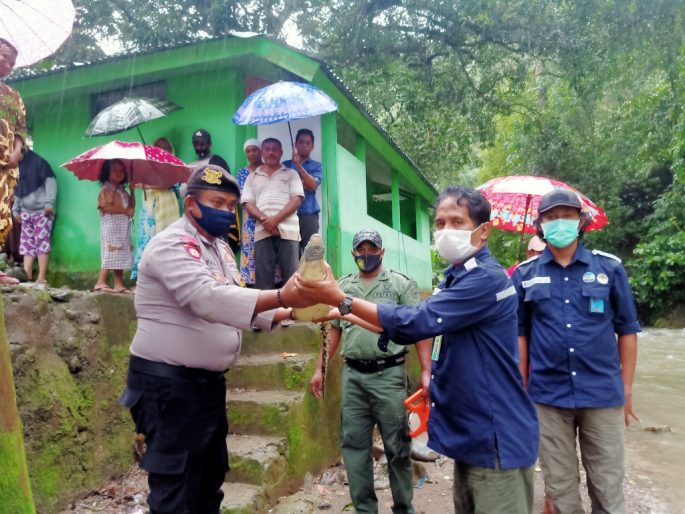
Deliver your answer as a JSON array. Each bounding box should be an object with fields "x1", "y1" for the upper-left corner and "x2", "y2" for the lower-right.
[{"x1": 627, "y1": 328, "x2": 685, "y2": 512}]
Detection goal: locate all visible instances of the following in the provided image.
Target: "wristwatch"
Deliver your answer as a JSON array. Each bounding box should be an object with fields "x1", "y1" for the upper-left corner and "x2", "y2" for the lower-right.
[{"x1": 338, "y1": 294, "x2": 354, "y2": 316}]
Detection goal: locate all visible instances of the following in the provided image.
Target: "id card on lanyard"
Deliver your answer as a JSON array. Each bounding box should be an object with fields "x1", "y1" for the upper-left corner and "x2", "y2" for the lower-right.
[{"x1": 431, "y1": 286, "x2": 443, "y2": 361}]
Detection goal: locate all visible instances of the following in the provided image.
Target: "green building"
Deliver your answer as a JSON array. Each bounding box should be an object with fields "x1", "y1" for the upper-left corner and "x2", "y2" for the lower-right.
[{"x1": 11, "y1": 35, "x2": 436, "y2": 289}]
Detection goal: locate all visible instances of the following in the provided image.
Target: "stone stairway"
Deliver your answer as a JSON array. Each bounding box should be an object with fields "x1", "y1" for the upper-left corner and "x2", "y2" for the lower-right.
[{"x1": 220, "y1": 323, "x2": 343, "y2": 514}]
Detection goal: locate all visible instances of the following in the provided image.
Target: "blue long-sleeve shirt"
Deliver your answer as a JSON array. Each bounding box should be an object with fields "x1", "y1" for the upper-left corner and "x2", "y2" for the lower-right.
[
  {"x1": 512, "y1": 244, "x2": 641, "y2": 409},
  {"x1": 283, "y1": 158, "x2": 322, "y2": 215},
  {"x1": 377, "y1": 246, "x2": 539, "y2": 469}
]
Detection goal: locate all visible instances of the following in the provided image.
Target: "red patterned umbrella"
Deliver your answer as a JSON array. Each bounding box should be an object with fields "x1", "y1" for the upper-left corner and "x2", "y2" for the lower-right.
[
  {"x1": 477, "y1": 175, "x2": 607, "y2": 234},
  {"x1": 62, "y1": 140, "x2": 191, "y2": 188}
]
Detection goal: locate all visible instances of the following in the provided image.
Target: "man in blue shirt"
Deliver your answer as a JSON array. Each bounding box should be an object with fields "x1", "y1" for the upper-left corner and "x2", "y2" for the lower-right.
[
  {"x1": 283, "y1": 128, "x2": 323, "y2": 253},
  {"x1": 512, "y1": 189, "x2": 641, "y2": 514},
  {"x1": 296, "y1": 187, "x2": 539, "y2": 514}
]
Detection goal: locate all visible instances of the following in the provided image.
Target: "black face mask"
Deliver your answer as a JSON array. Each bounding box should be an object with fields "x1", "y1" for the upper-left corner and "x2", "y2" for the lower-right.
[
  {"x1": 354, "y1": 253, "x2": 382, "y2": 273},
  {"x1": 191, "y1": 199, "x2": 235, "y2": 238},
  {"x1": 194, "y1": 145, "x2": 210, "y2": 159}
]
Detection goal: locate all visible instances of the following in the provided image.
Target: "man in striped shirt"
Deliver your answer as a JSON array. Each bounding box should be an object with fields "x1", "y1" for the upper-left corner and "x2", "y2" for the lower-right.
[{"x1": 242, "y1": 138, "x2": 304, "y2": 289}]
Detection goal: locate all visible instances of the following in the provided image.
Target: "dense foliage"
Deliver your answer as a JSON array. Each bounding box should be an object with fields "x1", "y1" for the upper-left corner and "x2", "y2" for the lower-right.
[{"x1": 23, "y1": 1, "x2": 685, "y2": 320}]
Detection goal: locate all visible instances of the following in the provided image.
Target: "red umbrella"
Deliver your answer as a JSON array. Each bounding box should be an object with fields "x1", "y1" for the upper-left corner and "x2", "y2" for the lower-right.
[
  {"x1": 477, "y1": 175, "x2": 608, "y2": 257},
  {"x1": 62, "y1": 140, "x2": 191, "y2": 188}
]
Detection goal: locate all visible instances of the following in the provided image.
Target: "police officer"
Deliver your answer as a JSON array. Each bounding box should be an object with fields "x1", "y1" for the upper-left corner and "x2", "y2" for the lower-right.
[
  {"x1": 297, "y1": 187, "x2": 539, "y2": 514},
  {"x1": 512, "y1": 189, "x2": 641, "y2": 514},
  {"x1": 309, "y1": 229, "x2": 432, "y2": 514},
  {"x1": 119, "y1": 165, "x2": 309, "y2": 514}
]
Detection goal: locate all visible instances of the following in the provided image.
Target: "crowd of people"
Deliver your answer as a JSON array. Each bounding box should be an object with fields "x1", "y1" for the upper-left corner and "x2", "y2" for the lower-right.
[{"x1": 3, "y1": 36, "x2": 642, "y2": 514}]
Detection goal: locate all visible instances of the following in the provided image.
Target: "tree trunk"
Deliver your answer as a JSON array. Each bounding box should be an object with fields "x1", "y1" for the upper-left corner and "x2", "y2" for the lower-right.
[{"x1": 0, "y1": 299, "x2": 34, "y2": 512}]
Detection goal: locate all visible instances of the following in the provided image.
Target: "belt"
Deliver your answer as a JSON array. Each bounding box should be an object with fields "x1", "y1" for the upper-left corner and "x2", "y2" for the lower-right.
[
  {"x1": 129, "y1": 355, "x2": 227, "y2": 382},
  {"x1": 345, "y1": 354, "x2": 406, "y2": 373}
]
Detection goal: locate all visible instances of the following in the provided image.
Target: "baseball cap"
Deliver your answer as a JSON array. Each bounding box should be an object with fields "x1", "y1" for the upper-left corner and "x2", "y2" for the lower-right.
[
  {"x1": 192, "y1": 129, "x2": 211, "y2": 144},
  {"x1": 185, "y1": 164, "x2": 239, "y2": 197},
  {"x1": 527, "y1": 235, "x2": 546, "y2": 252},
  {"x1": 352, "y1": 229, "x2": 382, "y2": 249},
  {"x1": 537, "y1": 189, "x2": 582, "y2": 215}
]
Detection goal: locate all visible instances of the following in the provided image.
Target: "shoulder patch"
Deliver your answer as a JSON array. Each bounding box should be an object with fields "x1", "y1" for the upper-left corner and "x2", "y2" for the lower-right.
[
  {"x1": 464, "y1": 257, "x2": 479, "y2": 271},
  {"x1": 389, "y1": 270, "x2": 414, "y2": 282},
  {"x1": 592, "y1": 249, "x2": 622, "y2": 263},
  {"x1": 183, "y1": 244, "x2": 202, "y2": 260},
  {"x1": 517, "y1": 254, "x2": 540, "y2": 268},
  {"x1": 179, "y1": 235, "x2": 199, "y2": 246}
]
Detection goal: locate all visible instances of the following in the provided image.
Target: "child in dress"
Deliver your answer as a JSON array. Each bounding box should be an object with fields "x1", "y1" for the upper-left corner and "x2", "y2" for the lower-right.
[{"x1": 93, "y1": 159, "x2": 134, "y2": 293}]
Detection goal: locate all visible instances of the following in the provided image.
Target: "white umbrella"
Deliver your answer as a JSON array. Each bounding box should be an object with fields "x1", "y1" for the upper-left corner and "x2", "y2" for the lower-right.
[
  {"x1": 85, "y1": 97, "x2": 181, "y2": 142},
  {"x1": 0, "y1": 0, "x2": 76, "y2": 67}
]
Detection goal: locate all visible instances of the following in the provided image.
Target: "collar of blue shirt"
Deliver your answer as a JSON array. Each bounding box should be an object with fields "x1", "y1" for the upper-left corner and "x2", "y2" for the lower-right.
[{"x1": 538, "y1": 242, "x2": 592, "y2": 266}]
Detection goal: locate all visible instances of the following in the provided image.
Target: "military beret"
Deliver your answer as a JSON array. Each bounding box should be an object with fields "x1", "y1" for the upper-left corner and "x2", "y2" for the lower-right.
[
  {"x1": 353, "y1": 229, "x2": 383, "y2": 249},
  {"x1": 185, "y1": 164, "x2": 240, "y2": 198}
]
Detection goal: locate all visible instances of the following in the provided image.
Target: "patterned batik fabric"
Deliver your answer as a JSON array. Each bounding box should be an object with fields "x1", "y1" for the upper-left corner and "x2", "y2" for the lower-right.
[
  {"x1": 19, "y1": 211, "x2": 54, "y2": 256},
  {"x1": 0, "y1": 82, "x2": 27, "y2": 243},
  {"x1": 237, "y1": 167, "x2": 256, "y2": 285}
]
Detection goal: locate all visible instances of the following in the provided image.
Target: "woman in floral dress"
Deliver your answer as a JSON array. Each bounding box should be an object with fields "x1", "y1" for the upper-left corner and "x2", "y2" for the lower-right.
[{"x1": 236, "y1": 139, "x2": 263, "y2": 286}]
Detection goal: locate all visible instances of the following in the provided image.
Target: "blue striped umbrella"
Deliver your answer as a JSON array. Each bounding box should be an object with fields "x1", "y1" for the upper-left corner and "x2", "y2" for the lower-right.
[{"x1": 232, "y1": 81, "x2": 338, "y2": 145}]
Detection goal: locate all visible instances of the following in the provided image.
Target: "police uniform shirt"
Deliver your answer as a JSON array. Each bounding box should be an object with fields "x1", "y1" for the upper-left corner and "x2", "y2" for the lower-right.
[
  {"x1": 512, "y1": 243, "x2": 641, "y2": 410},
  {"x1": 333, "y1": 269, "x2": 420, "y2": 360},
  {"x1": 377, "y1": 246, "x2": 539, "y2": 470},
  {"x1": 130, "y1": 216, "x2": 277, "y2": 372}
]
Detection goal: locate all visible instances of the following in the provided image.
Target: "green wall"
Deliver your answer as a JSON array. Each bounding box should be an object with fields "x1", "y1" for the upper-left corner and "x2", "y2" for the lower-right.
[
  {"x1": 22, "y1": 66, "x2": 246, "y2": 278},
  {"x1": 14, "y1": 37, "x2": 435, "y2": 290}
]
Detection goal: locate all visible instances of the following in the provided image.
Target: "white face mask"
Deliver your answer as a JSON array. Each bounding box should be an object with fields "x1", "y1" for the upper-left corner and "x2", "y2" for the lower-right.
[{"x1": 434, "y1": 225, "x2": 483, "y2": 263}]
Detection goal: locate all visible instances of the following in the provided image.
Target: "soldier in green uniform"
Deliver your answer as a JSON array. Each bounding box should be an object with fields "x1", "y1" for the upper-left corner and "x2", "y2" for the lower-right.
[{"x1": 310, "y1": 229, "x2": 432, "y2": 514}]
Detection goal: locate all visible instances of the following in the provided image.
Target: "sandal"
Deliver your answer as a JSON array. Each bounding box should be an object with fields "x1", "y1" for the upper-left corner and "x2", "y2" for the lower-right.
[
  {"x1": 92, "y1": 285, "x2": 114, "y2": 292},
  {"x1": 114, "y1": 288, "x2": 134, "y2": 295}
]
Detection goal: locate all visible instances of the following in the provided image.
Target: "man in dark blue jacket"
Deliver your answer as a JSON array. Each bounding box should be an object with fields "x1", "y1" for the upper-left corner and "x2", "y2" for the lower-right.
[
  {"x1": 296, "y1": 186, "x2": 539, "y2": 514},
  {"x1": 512, "y1": 189, "x2": 640, "y2": 514}
]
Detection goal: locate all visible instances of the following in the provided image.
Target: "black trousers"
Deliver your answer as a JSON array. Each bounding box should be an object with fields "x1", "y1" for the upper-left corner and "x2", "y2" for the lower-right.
[
  {"x1": 119, "y1": 361, "x2": 229, "y2": 514},
  {"x1": 298, "y1": 213, "x2": 320, "y2": 254},
  {"x1": 254, "y1": 236, "x2": 299, "y2": 289}
]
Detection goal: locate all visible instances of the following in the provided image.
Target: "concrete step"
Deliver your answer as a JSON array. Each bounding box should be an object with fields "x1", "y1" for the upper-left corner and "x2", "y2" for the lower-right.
[
  {"x1": 227, "y1": 434, "x2": 286, "y2": 486},
  {"x1": 228, "y1": 352, "x2": 317, "y2": 391},
  {"x1": 227, "y1": 389, "x2": 305, "y2": 436},
  {"x1": 241, "y1": 323, "x2": 323, "y2": 355},
  {"x1": 220, "y1": 481, "x2": 264, "y2": 514}
]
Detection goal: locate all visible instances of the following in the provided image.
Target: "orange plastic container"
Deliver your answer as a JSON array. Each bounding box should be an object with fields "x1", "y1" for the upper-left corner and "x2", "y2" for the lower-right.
[{"x1": 403, "y1": 389, "x2": 430, "y2": 438}]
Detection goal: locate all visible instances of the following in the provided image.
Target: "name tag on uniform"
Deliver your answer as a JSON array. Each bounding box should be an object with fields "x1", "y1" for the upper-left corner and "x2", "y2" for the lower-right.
[
  {"x1": 432, "y1": 335, "x2": 443, "y2": 361},
  {"x1": 590, "y1": 297, "x2": 605, "y2": 314}
]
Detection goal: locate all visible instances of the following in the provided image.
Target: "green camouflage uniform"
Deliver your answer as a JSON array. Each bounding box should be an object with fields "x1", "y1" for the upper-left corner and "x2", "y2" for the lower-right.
[{"x1": 333, "y1": 268, "x2": 421, "y2": 514}]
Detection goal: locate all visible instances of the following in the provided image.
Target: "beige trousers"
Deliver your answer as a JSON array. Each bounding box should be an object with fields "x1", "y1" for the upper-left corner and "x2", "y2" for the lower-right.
[{"x1": 536, "y1": 403, "x2": 625, "y2": 514}]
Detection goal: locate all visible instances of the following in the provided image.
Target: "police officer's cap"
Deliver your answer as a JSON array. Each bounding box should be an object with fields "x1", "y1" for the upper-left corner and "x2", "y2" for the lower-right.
[
  {"x1": 192, "y1": 129, "x2": 211, "y2": 144},
  {"x1": 353, "y1": 229, "x2": 382, "y2": 249},
  {"x1": 185, "y1": 165, "x2": 240, "y2": 198},
  {"x1": 538, "y1": 189, "x2": 582, "y2": 215}
]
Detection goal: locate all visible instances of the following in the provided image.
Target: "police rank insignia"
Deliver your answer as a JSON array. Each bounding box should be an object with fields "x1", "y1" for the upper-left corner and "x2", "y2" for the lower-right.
[
  {"x1": 597, "y1": 273, "x2": 609, "y2": 285},
  {"x1": 201, "y1": 168, "x2": 222, "y2": 185},
  {"x1": 583, "y1": 272, "x2": 596, "y2": 283}
]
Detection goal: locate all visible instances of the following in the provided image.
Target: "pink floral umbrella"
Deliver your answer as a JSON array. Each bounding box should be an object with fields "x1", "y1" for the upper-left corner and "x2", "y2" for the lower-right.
[
  {"x1": 477, "y1": 175, "x2": 607, "y2": 234},
  {"x1": 477, "y1": 175, "x2": 608, "y2": 259},
  {"x1": 62, "y1": 140, "x2": 191, "y2": 188}
]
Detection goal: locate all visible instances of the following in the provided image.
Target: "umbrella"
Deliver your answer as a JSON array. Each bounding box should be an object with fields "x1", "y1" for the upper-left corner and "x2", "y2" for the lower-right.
[
  {"x1": 85, "y1": 97, "x2": 181, "y2": 143},
  {"x1": 62, "y1": 140, "x2": 191, "y2": 188},
  {"x1": 477, "y1": 175, "x2": 607, "y2": 256},
  {"x1": 0, "y1": 0, "x2": 75, "y2": 67},
  {"x1": 232, "y1": 81, "x2": 338, "y2": 146}
]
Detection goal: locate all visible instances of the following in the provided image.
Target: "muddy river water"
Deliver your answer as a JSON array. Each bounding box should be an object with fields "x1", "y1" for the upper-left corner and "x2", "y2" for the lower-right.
[{"x1": 627, "y1": 328, "x2": 685, "y2": 512}]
